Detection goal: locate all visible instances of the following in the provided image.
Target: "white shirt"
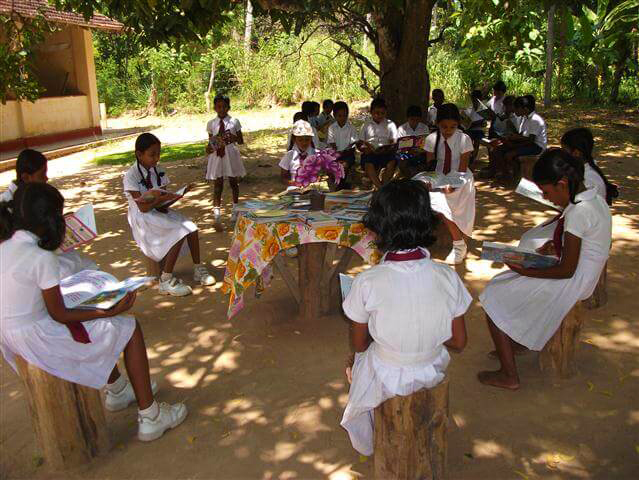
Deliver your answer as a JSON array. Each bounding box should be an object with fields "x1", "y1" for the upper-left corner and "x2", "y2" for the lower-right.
[
  {"x1": 327, "y1": 121, "x2": 358, "y2": 151},
  {"x1": 398, "y1": 122, "x2": 429, "y2": 138},
  {"x1": 278, "y1": 145, "x2": 316, "y2": 175},
  {"x1": 563, "y1": 187, "x2": 612, "y2": 261},
  {"x1": 343, "y1": 249, "x2": 472, "y2": 356},
  {"x1": 0, "y1": 181, "x2": 18, "y2": 202},
  {"x1": 206, "y1": 115, "x2": 241, "y2": 140},
  {"x1": 518, "y1": 111, "x2": 547, "y2": 150},
  {"x1": 464, "y1": 106, "x2": 485, "y2": 131},
  {"x1": 427, "y1": 105, "x2": 439, "y2": 126},
  {"x1": 316, "y1": 112, "x2": 334, "y2": 129},
  {"x1": 123, "y1": 162, "x2": 169, "y2": 196},
  {"x1": 584, "y1": 163, "x2": 607, "y2": 200},
  {"x1": 487, "y1": 96, "x2": 504, "y2": 116},
  {"x1": 424, "y1": 129, "x2": 474, "y2": 173},
  {"x1": 0, "y1": 230, "x2": 60, "y2": 329},
  {"x1": 359, "y1": 119, "x2": 398, "y2": 148}
]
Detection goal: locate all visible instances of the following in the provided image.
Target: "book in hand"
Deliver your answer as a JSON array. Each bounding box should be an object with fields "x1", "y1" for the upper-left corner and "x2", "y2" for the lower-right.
[
  {"x1": 339, "y1": 273, "x2": 354, "y2": 301},
  {"x1": 61, "y1": 204, "x2": 97, "y2": 253},
  {"x1": 135, "y1": 186, "x2": 188, "y2": 208},
  {"x1": 480, "y1": 242, "x2": 558, "y2": 269},
  {"x1": 397, "y1": 135, "x2": 427, "y2": 151},
  {"x1": 412, "y1": 171, "x2": 468, "y2": 189},
  {"x1": 61, "y1": 269, "x2": 154, "y2": 310},
  {"x1": 515, "y1": 178, "x2": 561, "y2": 210}
]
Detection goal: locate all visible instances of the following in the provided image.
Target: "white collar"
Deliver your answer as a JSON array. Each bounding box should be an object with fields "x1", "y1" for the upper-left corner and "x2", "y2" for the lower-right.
[
  {"x1": 335, "y1": 121, "x2": 351, "y2": 129},
  {"x1": 575, "y1": 186, "x2": 597, "y2": 202},
  {"x1": 13, "y1": 229, "x2": 39, "y2": 244}
]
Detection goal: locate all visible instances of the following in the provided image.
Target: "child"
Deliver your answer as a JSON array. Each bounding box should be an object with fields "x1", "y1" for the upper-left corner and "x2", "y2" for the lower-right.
[
  {"x1": 561, "y1": 128, "x2": 618, "y2": 205},
  {"x1": 316, "y1": 99, "x2": 335, "y2": 131},
  {"x1": 0, "y1": 183, "x2": 187, "y2": 441},
  {"x1": 358, "y1": 97, "x2": 399, "y2": 189},
  {"x1": 462, "y1": 89, "x2": 487, "y2": 162},
  {"x1": 424, "y1": 104, "x2": 476, "y2": 264},
  {"x1": 341, "y1": 179, "x2": 469, "y2": 456},
  {"x1": 205, "y1": 94, "x2": 245, "y2": 223},
  {"x1": 287, "y1": 111, "x2": 320, "y2": 151},
  {"x1": 327, "y1": 101, "x2": 358, "y2": 189},
  {"x1": 486, "y1": 80, "x2": 507, "y2": 138},
  {"x1": 124, "y1": 133, "x2": 214, "y2": 297},
  {"x1": 478, "y1": 149, "x2": 611, "y2": 390},
  {"x1": 280, "y1": 120, "x2": 316, "y2": 186},
  {"x1": 0, "y1": 149, "x2": 98, "y2": 278},
  {"x1": 490, "y1": 95, "x2": 518, "y2": 139},
  {"x1": 397, "y1": 105, "x2": 429, "y2": 177},
  {"x1": 427, "y1": 89, "x2": 445, "y2": 130}
]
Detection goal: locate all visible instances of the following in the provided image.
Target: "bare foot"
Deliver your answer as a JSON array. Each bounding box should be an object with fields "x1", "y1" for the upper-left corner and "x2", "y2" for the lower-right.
[
  {"x1": 488, "y1": 347, "x2": 530, "y2": 359},
  {"x1": 477, "y1": 370, "x2": 520, "y2": 390}
]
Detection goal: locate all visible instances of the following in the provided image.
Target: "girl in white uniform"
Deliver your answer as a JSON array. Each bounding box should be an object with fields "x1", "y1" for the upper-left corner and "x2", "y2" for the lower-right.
[
  {"x1": 204, "y1": 94, "x2": 245, "y2": 224},
  {"x1": 0, "y1": 183, "x2": 187, "y2": 441},
  {"x1": 279, "y1": 120, "x2": 316, "y2": 185},
  {"x1": 124, "y1": 133, "x2": 214, "y2": 297},
  {"x1": 0, "y1": 149, "x2": 97, "y2": 278},
  {"x1": 341, "y1": 179, "x2": 470, "y2": 456},
  {"x1": 424, "y1": 103, "x2": 476, "y2": 264},
  {"x1": 479, "y1": 149, "x2": 611, "y2": 390}
]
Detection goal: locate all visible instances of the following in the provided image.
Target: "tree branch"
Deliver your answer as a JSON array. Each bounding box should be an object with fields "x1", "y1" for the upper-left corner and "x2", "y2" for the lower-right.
[{"x1": 331, "y1": 39, "x2": 380, "y2": 76}]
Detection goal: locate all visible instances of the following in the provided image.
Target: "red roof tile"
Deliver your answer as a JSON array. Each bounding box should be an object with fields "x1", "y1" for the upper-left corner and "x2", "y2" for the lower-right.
[{"x1": 0, "y1": 0, "x2": 123, "y2": 31}]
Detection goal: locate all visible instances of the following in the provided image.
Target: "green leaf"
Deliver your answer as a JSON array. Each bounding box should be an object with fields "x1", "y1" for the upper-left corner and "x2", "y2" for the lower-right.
[{"x1": 529, "y1": 28, "x2": 539, "y2": 40}]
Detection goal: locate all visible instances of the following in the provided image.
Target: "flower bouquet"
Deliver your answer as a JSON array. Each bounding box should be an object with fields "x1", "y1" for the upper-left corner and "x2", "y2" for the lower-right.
[{"x1": 294, "y1": 149, "x2": 345, "y2": 189}]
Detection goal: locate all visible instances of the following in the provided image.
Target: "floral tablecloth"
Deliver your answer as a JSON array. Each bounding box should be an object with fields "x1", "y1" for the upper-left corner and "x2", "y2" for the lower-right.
[{"x1": 222, "y1": 215, "x2": 380, "y2": 318}]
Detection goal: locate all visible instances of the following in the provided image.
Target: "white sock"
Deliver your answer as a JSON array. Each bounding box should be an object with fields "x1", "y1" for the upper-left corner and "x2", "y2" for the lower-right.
[
  {"x1": 106, "y1": 374, "x2": 127, "y2": 393},
  {"x1": 213, "y1": 207, "x2": 221, "y2": 216},
  {"x1": 138, "y1": 399, "x2": 159, "y2": 419},
  {"x1": 453, "y1": 240, "x2": 466, "y2": 247},
  {"x1": 160, "y1": 272, "x2": 172, "y2": 282}
]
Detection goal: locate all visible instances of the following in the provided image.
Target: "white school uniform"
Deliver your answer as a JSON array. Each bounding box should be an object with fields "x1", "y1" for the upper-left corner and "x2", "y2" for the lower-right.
[
  {"x1": 424, "y1": 129, "x2": 476, "y2": 237},
  {"x1": 327, "y1": 121, "x2": 358, "y2": 152},
  {"x1": 0, "y1": 181, "x2": 97, "y2": 278},
  {"x1": 0, "y1": 230, "x2": 135, "y2": 389},
  {"x1": 123, "y1": 162, "x2": 197, "y2": 262},
  {"x1": 518, "y1": 111, "x2": 547, "y2": 150},
  {"x1": 397, "y1": 122, "x2": 429, "y2": 138},
  {"x1": 316, "y1": 112, "x2": 334, "y2": 130},
  {"x1": 427, "y1": 105, "x2": 439, "y2": 126},
  {"x1": 278, "y1": 145, "x2": 316, "y2": 179},
  {"x1": 341, "y1": 248, "x2": 472, "y2": 456},
  {"x1": 359, "y1": 119, "x2": 398, "y2": 148},
  {"x1": 584, "y1": 163, "x2": 606, "y2": 200},
  {"x1": 205, "y1": 116, "x2": 245, "y2": 179},
  {"x1": 463, "y1": 106, "x2": 485, "y2": 133},
  {"x1": 480, "y1": 187, "x2": 611, "y2": 350},
  {"x1": 487, "y1": 95, "x2": 504, "y2": 116}
]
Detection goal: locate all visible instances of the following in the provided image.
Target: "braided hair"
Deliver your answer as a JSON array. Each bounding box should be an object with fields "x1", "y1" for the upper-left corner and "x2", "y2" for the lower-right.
[{"x1": 532, "y1": 148, "x2": 585, "y2": 205}]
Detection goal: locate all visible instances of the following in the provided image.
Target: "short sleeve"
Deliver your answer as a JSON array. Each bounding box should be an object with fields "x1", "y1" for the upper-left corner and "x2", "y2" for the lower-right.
[
  {"x1": 326, "y1": 124, "x2": 336, "y2": 144},
  {"x1": 350, "y1": 126, "x2": 359, "y2": 144},
  {"x1": 388, "y1": 122, "x2": 399, "y2": 142},
  {"x1": 233, "y1": 118, "x2": 242, "y2": 132},
  {"x1": 160, "y1": 169, "x2": 170, "y2": 187},
  {"x1": 565, "y1": 204, "x2": 592, "y2": 239},
  {"x1": 460, "y1": 133, "x2": 474, "y2": 154},
  {"x1": 527, "y1": 118, "x2": 542, "y2": 137},
  {"x1": 206, "y1": 119, "x2": 215, "y2": 135},
  {"x1": 424, "y1": 132, "x2": 437, "y2": 153},
  {"x1": 123, "y1": 168, "x2": 140, "y2": 192},
  {"x1": 450, "y1": 271, "x2": 472, "y2": 317},
  {"x1": 359, "y1": 124, "x2": 368, "y2": 142},
  {"x1": 397, "y1": 125, "x2": 407, "y2": 138},
  {"x1": 279, "y1": 151, "x2": 292, "y2": 171},
  {"x1": 342, "y1": 274, "x2": 370, "y2": 324},
  {"x1": 36, "y1": 251, "x2": 61, "y2": 288}
]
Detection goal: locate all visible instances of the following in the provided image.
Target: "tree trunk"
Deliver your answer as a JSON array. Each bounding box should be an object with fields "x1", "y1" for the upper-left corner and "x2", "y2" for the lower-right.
[
  {"x1": 146, "y1": 83, "x2": 158, "y2": 115},
  {"x1": 539, "y1": 303, "x2": 583, "y2": 378},
  {"x1": 204, "y1": 59, "x2": 216, "y2": 113},
  {"x1": 609, "y1": 45, "x2": 630, "y2": 103},
  {"x1": 371, "y1": 0, "x2": 435, "y2": 124},
  {"x1": 244, "y1": 0, "x2": 254, "y2": 54},
  {"x1": 557, "y1": 5, "x2": 566, "y2": 100},
  {"x1": 544, "y1": 3, "x2": 556, "y2": 108}
]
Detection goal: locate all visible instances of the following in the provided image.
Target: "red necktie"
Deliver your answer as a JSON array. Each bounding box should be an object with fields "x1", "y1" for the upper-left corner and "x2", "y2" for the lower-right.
[
  {"x1": 385, "y1": 249, "x2": 426, "y2": 262},
  {"x1": 67, "y1": 323, "x2": 91, "y2": 344},
  {"x1": 552, "y1": 216, "x2": 565, "y2": 258},
  {"x1": 443, "y1": 140, "x2": 452, "y2": 174},
  {"x1": 216, "y1": 119, "x2": 226, "y2": 157}
]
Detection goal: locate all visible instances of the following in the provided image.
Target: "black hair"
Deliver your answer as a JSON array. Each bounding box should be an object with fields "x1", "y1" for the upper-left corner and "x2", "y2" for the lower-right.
[
  {"x1": 561, "y1": 127, "x2": 618, "y2": 205},
  {"x1": 503, "y1": 95, "x2": 516, "y2": 106},
  {"x1": 213, "y1": 93, "x2": 231, "y2": 109},
  {"x1": 532, "y1": 148, "x2": 585, "y2": 205},
  {"x1": 363, "y1": 179, "x2": 438, "y2": 252},
  {"x1": 332, "y1": 101, "x2": 348, "y2": 115},
  {"x1": 16, "y1": 149, "x2": 47, "y2": 184},
  {"x1": 406, "y1": 105, "x2": 422, "y2": 118},
  {"x1": 432, "y1": 89, "x2": 444, "y2": 98},
  {"x1": 370, "y1": 97, "x2": 387, "y2": 112},
  {"x1": 293, "y1": 111, "x2": 306, "y2": 122},
  {"x1": 135, "y1": 132, "x2": 161, "y2": 155},
  {"x1": 0, "y1": 183, "x2": 65, "y2": 251},
  {"x1": 471, "y1": 89, "x2": 483, "y2": 100},
  {"x1": 436, "y1": 103, "x2": 461, "y2": 124},
  {"x1": 310, "y1": 101, "x2": 320, "y2": 115},
  {"x1": 322, "y1": 99, "x2": 334, "y2": 109},
  {"x1": 493, "y1": 80, "x2": 507, "y2": 93},
  {"x1": 524, "y1": 95, "x2": 536, "y2": 111},
  {"x1": 301, "y1": 101, "x2": 314, "y2": 116}
]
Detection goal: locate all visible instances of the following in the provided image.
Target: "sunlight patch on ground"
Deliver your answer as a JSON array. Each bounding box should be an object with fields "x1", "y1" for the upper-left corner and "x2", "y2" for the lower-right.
[
  {"x1": 167, "y1": 366, "x2": 206, "y2": 388},
  {"x1": 472, "y1": 439, "x2": 514, "y2": 460}
]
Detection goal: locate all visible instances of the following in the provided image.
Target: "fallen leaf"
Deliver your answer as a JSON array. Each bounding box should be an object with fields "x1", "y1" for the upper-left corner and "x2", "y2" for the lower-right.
[
  {"x1": 587, "y1": 381, "x2": 595, "y2": 391},
  {"x1": 187, "y1": 436, "x2": 196, "y2": 444},
  {"x1": 359, "y1": 455, "x2": 368, "y2": 463}
]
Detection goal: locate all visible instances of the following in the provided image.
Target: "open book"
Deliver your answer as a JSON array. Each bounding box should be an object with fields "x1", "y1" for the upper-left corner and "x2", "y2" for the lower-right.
[
  {"x1": 480, "y1": 242, "x2": 558, "y2": 269},
  {"x1": 397, "y1": 135, "x2": 427, "y2": 151},
  {"x1": 135, "y1": 186, "x2": 188, "y2": 208},
  {"x1": 339, "y1": 273, "x2": 355, "y2": 301},
  {"x1": 516, "y1": 178, "x2": 561, "y2": 210},
  {"x1": 412, "y1": 171, "x2": 468, "y2": 189},
  {"x1": 61, "y1": 269, "x2": 154, "y2": 310},
  {"x1": 61, "y1": 204, "x2": 97, "y2": 253}
]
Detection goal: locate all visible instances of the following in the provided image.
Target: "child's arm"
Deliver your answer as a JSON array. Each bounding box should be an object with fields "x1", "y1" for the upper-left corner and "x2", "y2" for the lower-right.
[
  {"x1": 444, "y1": 315, "x2": 467, "y2": 352},
  {"x1": 507, "y1": 232, "x2": 581, "y2": 279},
  {"x1": 235, "y1": 130, "x2": 244, "y2": 145},
  {"x1": 206, "y1": 134, "x2": 214, "y2": 154},
  {"x1": 350, "y1": 321, "x2": 372, "y2": 352},
  {"x1": 280, "y1": 168, "x2": 293, "y2": 186},
  {"x1": 458, "y1": 151, "x2": 471, "y2": 173},
  {"x1": 42, "y1": 287, "x2": 136, "y2": 324},
  {"x1": 127, "y1": 190, "x2": 178, "y2": 213}
]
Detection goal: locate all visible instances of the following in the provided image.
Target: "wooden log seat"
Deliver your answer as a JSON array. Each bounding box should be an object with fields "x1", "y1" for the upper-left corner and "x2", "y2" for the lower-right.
[{"x1": 539, "y1": 303, "x2": 584, "y2": 379}]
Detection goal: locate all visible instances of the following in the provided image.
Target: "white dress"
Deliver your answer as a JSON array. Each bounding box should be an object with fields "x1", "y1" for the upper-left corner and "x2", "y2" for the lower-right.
[
  {"x1": 341, "y1": 249, "x2": 472, "y2": 456},
  {"x1": 278, "y1": 145, "x2": 316, "y2": 180},
  {"x1": 0, "y1": 181, "x2": 98, "y2": 278},
  {"x1": 480, "y1": 188, "x2": 611, "y2": 350},
  {"x1": 205, "y1": 116, "x2": 246, "y2": 179},
  {"x1": 123, "y1": 162, "x2": 197, "y2": 262},
  {"x1": 424, "y1": 129, "x2": 476, "y2": 237},
  {"x1": 0, "y1": 230, "x2": 135, "y2": 389},
  {"x1": 584, "y1": 163, "x2": 606, "y2": 200}
]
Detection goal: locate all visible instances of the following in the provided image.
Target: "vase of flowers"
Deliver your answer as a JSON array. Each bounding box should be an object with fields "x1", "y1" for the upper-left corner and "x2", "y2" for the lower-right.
[{"x1": 294, "y1": 149, "x2": 345, "y2": 210}]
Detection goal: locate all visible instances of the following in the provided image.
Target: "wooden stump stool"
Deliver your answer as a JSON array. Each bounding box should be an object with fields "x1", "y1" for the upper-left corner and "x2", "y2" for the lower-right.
[
  {"x1": 15, "y1": 357, "x2": 110, "y2": 471},
  {"x1": 583, "y1": 261, "x2": 608, "y2": 310},
  {"x1": 431, "y1": 220, "x2": 452, "y2": 260},
  {"x1": 517, "y1": 155, "x2": 539, "y2": 181},
  {"x1": 374, "y1": 378, "x2": 449, "y2": 480},
  {"x1": 143, "y1": 254, "x2": 165, "y2": 278},
  {"x1": 539, "y1": 303, "x2": 584, "y2": 378}
]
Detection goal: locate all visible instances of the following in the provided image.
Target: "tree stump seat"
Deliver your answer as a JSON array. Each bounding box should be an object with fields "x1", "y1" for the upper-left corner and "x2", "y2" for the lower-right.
[
  {"x1": 14, "y1": 356, "x2": 110, "y2": 471},
  {"x1": 143, "y1": 254, "x2": 165, "y2": 278},
  {"x1": 539, "y1": 303, "x2": 584, "y2": 379},
  {"x1": 374, "y1": 378, "x2": 449, "y2": 480},
  {"x1": 516, "y1": 155, "x2": 540, "y2": 181},
  {"x1": 582, "y1": 260, "x2": 608, "y2": 310}
]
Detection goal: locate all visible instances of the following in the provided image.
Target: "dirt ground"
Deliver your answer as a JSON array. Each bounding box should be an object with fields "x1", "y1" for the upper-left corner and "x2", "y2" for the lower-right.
[{"x1": 0, "y1": 105, "x2": 638, "y2": 480}]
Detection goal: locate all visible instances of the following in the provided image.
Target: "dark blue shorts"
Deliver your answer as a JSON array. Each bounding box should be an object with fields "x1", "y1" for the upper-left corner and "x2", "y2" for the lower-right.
[
  {"x1": 361, "y1": 152, "x2": 397, "y2": 169},
  {"x1": 512, "y1": 144, "x2": 543, "y2": 157}
]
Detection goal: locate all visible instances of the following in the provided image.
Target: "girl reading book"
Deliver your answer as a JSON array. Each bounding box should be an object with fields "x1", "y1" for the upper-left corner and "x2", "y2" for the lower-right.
[
  {"x1": 124, "y1": 133, "x2": 214, "y2": 297},
  {"x1": 0, "y1": 149, "x2": 97, "y2": 278},
  {"x1": 0, "y1": 183, "x2": 187, "y2": 441},
  {"x1": 478, "y1": 149, "x2": 611, "y2": 390},
  {"x1": 341, "y1": 179, "x2": 470, "y2": 456}
]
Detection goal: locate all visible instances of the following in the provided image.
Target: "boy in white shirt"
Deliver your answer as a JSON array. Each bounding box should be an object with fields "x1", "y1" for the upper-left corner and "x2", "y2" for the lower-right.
[
  {"x1": 327, "y1": 101, "x2": 358, "y2": 189},
  {"x1": 397, "y1": 105, "x2": 429, "y2": 177},
  {"x1": 462, "y1": 89, "x2": 487, "y2": 163},
  {"x1": 358, "y1": 98, "x2": 399, "y2": 189},
  {"x1": 486, "y1": 80, "x2": 507, "y2": 138},
  {"x1": 427, "y1": 89, "x2": 445, "y2": 130}
]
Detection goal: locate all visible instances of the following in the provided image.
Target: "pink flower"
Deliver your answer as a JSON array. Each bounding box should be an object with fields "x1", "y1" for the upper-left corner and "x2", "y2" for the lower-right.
[{"x1": 294, "y1": 148, "x2": 345, "y2": 187}]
